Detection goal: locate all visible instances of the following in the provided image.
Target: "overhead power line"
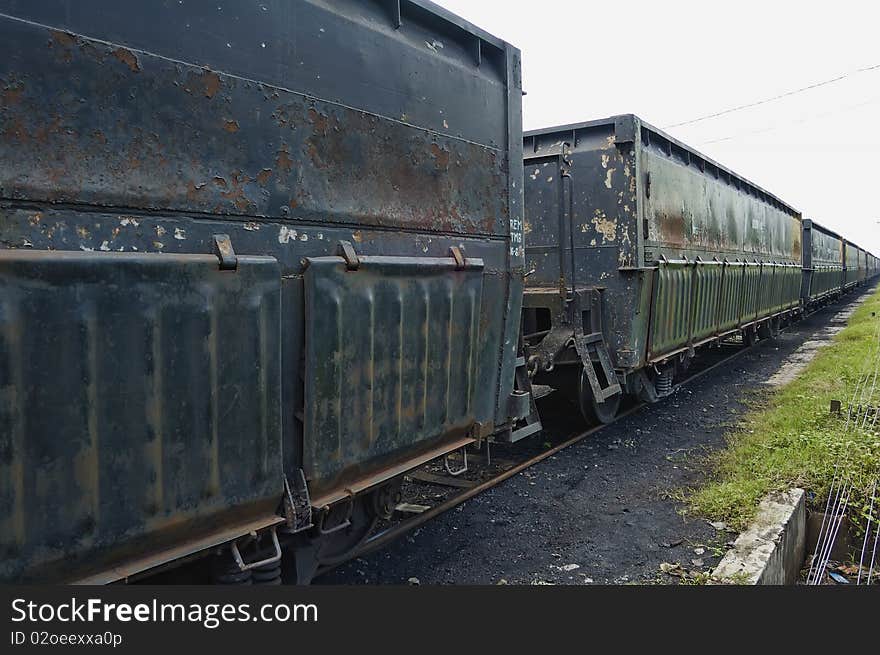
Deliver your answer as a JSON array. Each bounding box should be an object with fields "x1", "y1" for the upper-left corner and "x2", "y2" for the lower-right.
[
  {"x1": 664, "y1": 63, "x2": 880, "y2": 129},
  {"x1": 697, "y1": 95, "x2": 880, "y2": 145}
]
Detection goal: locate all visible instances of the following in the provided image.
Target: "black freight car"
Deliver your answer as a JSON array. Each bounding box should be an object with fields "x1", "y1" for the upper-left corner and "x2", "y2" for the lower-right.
[
  {"x1": 521, "y1": 115, "x2": 802, "y2": 423},
  {"x1": 801, "y1": 219, "x2": 845, "y2": 306},
  {"x1": 844, "y1": 240, "x2": 862, "y2": 290},
  {"x1": 0, "y1": 0, "x2": 530, "y2": 583}
]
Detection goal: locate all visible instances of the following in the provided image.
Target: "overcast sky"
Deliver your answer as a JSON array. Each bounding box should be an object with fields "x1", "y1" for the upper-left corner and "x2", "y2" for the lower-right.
[{"x1": 434, "y1": 0, "x2": 880, "y2": 254}]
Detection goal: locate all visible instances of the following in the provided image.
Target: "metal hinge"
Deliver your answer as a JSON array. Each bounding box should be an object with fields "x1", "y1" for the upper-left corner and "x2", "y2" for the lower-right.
[
  {"x1": 449, "y1": 245, "x2": 466, "y2": 270},
  {"x1": 338, "y1": 240, "x2": 361, "y2": 271},
  {"x1": 213, "y1": 234, "x2": 238, "y2": 270}
]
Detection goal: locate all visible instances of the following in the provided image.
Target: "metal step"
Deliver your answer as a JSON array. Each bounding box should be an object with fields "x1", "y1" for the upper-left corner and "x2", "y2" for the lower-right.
[{"x1": 576, "y1": 332, "x2": 622, "y2": 403}]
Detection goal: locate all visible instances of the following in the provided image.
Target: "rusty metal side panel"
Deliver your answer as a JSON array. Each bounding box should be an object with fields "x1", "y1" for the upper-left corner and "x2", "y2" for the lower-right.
[
  {"x1": 640, "y1": 139, "x2": 801, "y2": 265},
  {"x1": 691, "y1": 262, "x2": 723, "y2": 343},
  {"x1": 0, "y1": 3, "x2": 509, "y2": 237},
  {"x1": 523, "y1": 119, "x2": 643, "y2": 370},
  {"x1": 718, "y1": 263, "x2": 744, "y2": 333},
  {"x1": 303, "y1": 254, "x2": 484, "y2": 500},
  {"x1": 649, "y1": 262, "x2": 692, "y2": 358},
  {"x1": 0, "y1": 250, "x2": 282, "y2": 582},
  {"x1": 522, "y1": 155, "x2": 567, "y2": 288}
]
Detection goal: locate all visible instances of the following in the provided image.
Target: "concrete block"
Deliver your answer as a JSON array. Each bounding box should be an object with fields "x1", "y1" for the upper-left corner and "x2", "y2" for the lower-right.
[{"x1": 712, "y1": 488, "x2": 806, "y2": 585}]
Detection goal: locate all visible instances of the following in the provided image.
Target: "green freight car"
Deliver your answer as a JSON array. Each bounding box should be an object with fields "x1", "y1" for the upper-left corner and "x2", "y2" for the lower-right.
[{"x1": 521, "y1": 115, "x2": 802, "y2": 423}]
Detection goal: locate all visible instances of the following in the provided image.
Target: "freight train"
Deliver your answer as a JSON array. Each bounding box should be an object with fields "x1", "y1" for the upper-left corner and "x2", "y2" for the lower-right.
[
  {"x1": 520, "y1": 116, "x2": 878, "y2": 423},
  {"x1": 0, "y1": 0, "x2": 877, "y2": 584}
]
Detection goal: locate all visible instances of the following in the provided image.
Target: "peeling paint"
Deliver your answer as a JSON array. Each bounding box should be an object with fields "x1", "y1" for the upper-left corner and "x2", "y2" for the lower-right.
[
  {"x1": 278, "y1": 225, "x2": 297, "y2": 244},
  {"x1": 200, "y1": 69, "x2": 221, "y2": 98},
  {"x1": 112, "y1": 47, "x2": 140, "y2": 72},
  {"x1": 592, "y1": 210, "x2": 617, "y2": 241},
  {"x1": 275, "y1": 146, "x2": 293, "y2": 173},
  {"x1": 604, "y1": 168, "x2": 615, "y2": 189}
]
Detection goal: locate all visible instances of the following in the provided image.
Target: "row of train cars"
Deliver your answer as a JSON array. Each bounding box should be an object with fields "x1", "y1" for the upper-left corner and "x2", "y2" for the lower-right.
[{"x1": 0, "y1": 0, "x2": 877, "y2": 584}]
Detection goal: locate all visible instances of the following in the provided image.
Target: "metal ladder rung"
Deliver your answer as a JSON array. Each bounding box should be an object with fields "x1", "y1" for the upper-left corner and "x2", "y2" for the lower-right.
[{"x1": 580, "y1": 337, "x2": 621, "y2": 401}]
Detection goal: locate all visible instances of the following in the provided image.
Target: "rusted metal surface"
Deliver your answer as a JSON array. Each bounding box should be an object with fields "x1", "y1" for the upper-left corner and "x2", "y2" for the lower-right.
[
  {"x1": 522, "y1": 115, "x2": 802, "y2": 377},
  {"x1": 71, "y1": 514, "x2": 286, "y2": 585},
  {"x1": 0, "y1": 0, "x2": 526, "y2": 581},
  {"x1": 0, "y1": 249, "x2": 282, "y2": 582},
  {"x1": 303, "y1": 252, "x2": 485, "y2": 501},
  {"x1": 0, "y1": 6, "x2": 509, "y2": 236}
]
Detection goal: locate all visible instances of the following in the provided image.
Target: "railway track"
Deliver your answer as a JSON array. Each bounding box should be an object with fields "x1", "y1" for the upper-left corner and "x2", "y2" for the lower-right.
[
  {"x1": 322, "y1": 292, "x2": 879, "y2": 581},
  {"x1": 315, "y1": 334, "x2": 762, "y2": 579}
]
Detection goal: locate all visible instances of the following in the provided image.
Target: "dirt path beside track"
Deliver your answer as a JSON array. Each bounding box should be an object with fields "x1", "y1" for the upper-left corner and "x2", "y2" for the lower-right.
[{"x1": 318, "y1": 289, "x2": 874, "y2": 585}]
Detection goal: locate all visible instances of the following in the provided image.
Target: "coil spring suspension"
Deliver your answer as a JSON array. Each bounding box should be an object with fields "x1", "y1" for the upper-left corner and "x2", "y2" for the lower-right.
[
  {"x1": 655, "y1": 368, "x2": 674, "y2": 397},
  {"x1": 251, "y1": 561, "x2": 282, "y2": 585},
  {"x1": 212, "y1": 554, "x2": 253, "y2": 585}
]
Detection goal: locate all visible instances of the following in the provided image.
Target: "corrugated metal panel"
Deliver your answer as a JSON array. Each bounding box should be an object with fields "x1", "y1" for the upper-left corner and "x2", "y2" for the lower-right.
[
  {"x1": 0, "y1": 249, "x2": 282, "y2": 582},
  {"x1": 740, "y1": 263, "x2": 761, "y2": 325},
  {"x1": 691, "y1": 262, "x2": 723, "y2": 343},
  {"x1": 810, "y1": 267, "x2": 843, "y2": 300},
  {"x1": 718, "y1": 263, "x2": 744, "y2": 333},
  {"x1": 782, "y1": 265, "x2": 801, "y2": 310},
  {"x1": 647, "y1": 256, "x2": 802, "y2": 363},
  {"x1": 303, "y1": 253, "x2": 484, "y2": 502},
  {"x1": 650, "y1": 261, "x2": 692, "y2": 358},
  {"x1": 758, "y1": 263, "x2": 776, "y2": 317}
]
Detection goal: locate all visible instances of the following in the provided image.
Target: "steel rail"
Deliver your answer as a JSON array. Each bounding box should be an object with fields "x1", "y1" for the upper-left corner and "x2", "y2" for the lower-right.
[{"x1": 318, "y1": 293, "x2": 875, "y2": 580}]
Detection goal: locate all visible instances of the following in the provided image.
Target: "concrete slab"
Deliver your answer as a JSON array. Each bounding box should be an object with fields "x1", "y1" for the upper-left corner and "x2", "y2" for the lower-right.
[{"x1": 713, "y1": 488, "x2": 806, "y2": 585}]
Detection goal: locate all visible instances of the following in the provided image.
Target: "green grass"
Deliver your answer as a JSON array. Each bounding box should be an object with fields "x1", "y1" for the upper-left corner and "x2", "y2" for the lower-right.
[{"x1": 689, "y1": 285, "x2": 880, "y2": 532}]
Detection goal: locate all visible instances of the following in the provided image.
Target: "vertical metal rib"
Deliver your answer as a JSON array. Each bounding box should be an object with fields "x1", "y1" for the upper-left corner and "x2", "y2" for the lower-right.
[
  {"x1": 149, "y1": 307, "x2": 164, "y2": 514},
  {"x1": 84, "y1": 300, "x2": 100, "y2": 527},
  {"x1": 208, "y1": 293, "x2": 220, "y2": 497}
]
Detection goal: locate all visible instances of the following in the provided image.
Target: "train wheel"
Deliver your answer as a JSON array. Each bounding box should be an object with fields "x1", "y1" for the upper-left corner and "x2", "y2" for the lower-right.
[
  {"x1": 757, "y1": 319, "x2": 779, "y2": 340},
  {"x1": 578, "y1": 367, "x2": 621, "y2": 424}
]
